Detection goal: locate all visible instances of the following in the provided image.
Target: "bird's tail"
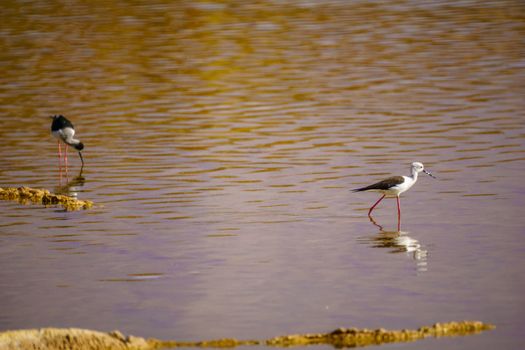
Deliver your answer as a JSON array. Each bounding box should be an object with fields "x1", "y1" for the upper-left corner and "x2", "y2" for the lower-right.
[{"x1": 351, "y1": 187, "x2": 367, "y2": 192}]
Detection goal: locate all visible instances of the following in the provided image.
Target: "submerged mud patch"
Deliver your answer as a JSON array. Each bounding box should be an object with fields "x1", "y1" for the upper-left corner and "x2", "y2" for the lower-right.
[
  {"x1": 0, "y1": 186, "x2": 93, "y2": 211},
  {"x1": 0, "y1": 321, "x2": 494, "y2": 350},
  {"x1": 262, "y1": 321, "x2": 494, "y2": 348}
]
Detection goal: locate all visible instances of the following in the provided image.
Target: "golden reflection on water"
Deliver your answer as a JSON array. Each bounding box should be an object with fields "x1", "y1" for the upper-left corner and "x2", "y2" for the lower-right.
[{"x1": 0, "y1": 0, "x2": 524, "y2": 347}]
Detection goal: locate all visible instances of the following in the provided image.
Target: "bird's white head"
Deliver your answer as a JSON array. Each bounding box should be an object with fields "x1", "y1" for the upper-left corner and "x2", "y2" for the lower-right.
[
  {"x1": 411, "y1": 162, "x2": 436, "y2": 178},
  {"x1": 411, "y1": 162, "x2": 425, "y2": 173}
]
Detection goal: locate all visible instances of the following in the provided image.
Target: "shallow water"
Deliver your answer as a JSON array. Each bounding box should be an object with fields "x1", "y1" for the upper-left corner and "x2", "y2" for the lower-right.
[{"x1": 1, "y1": 0, "x2": 524, "y2": 349}]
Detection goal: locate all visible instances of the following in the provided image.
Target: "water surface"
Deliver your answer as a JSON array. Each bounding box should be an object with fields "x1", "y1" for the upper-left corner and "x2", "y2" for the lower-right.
[{"x1": 1, "y1": 1, "x2": 524, "y2": 349}]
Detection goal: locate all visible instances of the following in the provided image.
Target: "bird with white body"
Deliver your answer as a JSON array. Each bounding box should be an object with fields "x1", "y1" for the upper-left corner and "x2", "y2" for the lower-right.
[
  {"x1": 353, "y1": 162, "x2": 436, "y2": 218},
  {"x1": 50, "y1": 115, "x2": 84, "y2": 170}
]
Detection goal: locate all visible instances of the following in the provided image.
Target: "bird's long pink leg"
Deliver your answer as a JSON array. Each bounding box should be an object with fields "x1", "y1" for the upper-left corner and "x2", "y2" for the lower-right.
[
  {"x1": 57, "y1": 141, "x2": 63, "y2": 182},
  {"x1": 64, "y1": 145, "x2": 68, "y2": 168},
  {"x1": 64, "y1": 145, "x2": 69, "y2": 177},
  {"x1": 368, "y1": 194, "x2": 386, "y2": 216},
  {"x1": 396, "y1": 196, "x2": 401, "y2": 231},
  {"x1": 57, "y1": 141, "x2": 62, "y2": 168}
]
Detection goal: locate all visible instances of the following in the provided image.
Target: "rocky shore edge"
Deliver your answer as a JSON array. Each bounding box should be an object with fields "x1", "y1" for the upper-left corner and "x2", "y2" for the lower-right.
[
  {"x1": 0, "y1": 321, "x2": 494, "y2": 349},
  {"x1": 0, "y1": 186, "x2": 93, "y2": 211}
]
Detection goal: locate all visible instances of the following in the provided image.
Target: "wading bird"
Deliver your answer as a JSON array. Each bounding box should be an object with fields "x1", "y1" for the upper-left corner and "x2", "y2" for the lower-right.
[
  {"x1": 50, "y1": 115, "x2": 84, "y2": 170},
  {"x1": 353, "y1": 162, "x2": 436, "y2": 218}
]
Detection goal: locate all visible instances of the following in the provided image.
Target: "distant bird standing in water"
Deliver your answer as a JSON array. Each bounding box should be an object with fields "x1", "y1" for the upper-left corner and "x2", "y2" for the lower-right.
[
  {"x1": 50, "y1": 115, "x2": 84, "y2": 169},
  {"x1": 353, "y1": 162, "x2": 436, "y2": 218}
]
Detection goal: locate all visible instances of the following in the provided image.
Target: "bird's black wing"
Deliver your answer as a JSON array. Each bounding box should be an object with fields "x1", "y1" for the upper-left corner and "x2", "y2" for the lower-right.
[
  {"x1": 352, "y1": 176, "x2": 405, "y2": 192},
  {"x1": 51, "y1": 115, "x2": 74, "y2": 132}
]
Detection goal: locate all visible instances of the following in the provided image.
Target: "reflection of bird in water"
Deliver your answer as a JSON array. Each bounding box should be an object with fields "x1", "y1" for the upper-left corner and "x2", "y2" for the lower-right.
[
  {"x1": 353, "y1": 162, "x2": 436, "y2": 219},
  {"x1": 54, "y1": 170, "x2": 85, "y2": 197},
  {"x1": 50, "y1": 115, "x2": 85, "y2": 171},
  {"x1": 360, "y1": 215, "x2": 429, "y2": 272}
]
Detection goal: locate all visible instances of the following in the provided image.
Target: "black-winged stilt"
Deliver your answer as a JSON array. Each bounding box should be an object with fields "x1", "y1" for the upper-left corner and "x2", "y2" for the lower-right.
[
  {"x1": 50, "y1": 115, "x2": 84, "y2": 169},
  {"x1": 353, "y1": 162, "x2": 436, "y2": 218}
]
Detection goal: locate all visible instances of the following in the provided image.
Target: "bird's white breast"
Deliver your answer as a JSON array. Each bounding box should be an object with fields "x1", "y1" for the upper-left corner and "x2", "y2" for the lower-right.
[
  {"x1": 394, "y1": 176, "x2": 416, "y2": 194},
  {"x1": 52, "y1": 127, "x2": 75, "y2": 143}
]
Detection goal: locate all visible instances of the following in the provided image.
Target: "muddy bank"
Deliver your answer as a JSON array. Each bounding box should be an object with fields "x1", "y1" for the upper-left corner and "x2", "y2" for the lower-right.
[
  {"x1": 0, "y1": 186, "x2": 93, "y2": 211},
  {"x1": 0, "y1": 321, "x2": 494, "y2": 349}
]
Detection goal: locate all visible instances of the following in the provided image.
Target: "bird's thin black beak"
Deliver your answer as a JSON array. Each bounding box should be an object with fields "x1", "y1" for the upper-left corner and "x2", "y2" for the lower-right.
[
  {"x1": 423, "y1": 169, "x2": 436, "y2": 179},
  {"x1": 78, "y1": 151, "x2": 84, "y2": 167}
]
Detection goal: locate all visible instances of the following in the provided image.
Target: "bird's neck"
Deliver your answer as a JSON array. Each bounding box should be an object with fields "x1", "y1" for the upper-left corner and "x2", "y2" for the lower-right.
[
  {"x1": 66, "y1": 138, "x2": 83, "y2": 151},
  {"x1": 66, "y1": 138, "x2": 80, "y2": 146},
  {"x1": 410, "y1": 169, "x2": 419, "y2": 180}
]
